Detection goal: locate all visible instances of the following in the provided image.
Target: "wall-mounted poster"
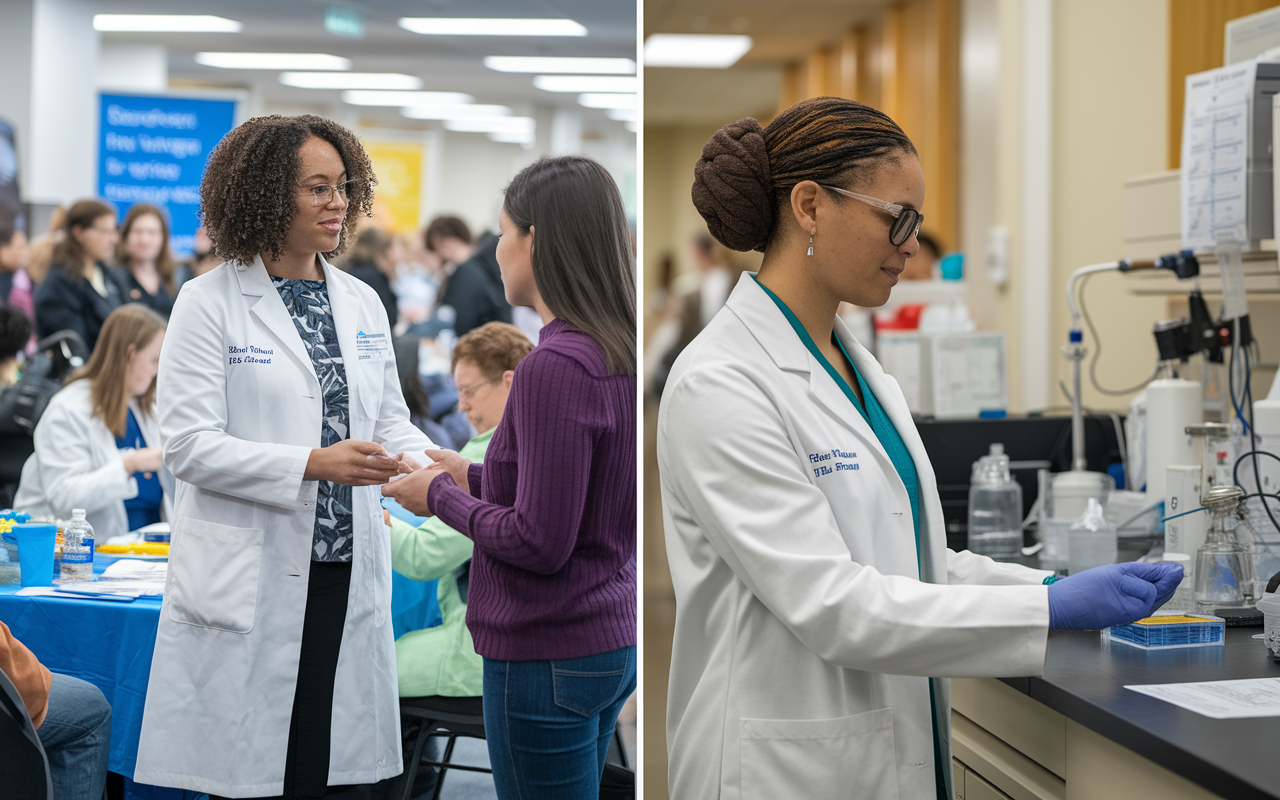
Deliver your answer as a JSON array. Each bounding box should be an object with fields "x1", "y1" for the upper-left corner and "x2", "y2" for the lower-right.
[
  {"x1": 0, "y1": 120, "x2": 22, "y2": 234},
  {"x1": 362, "y1": 139, "x2": 424, "y2": 234},
  {"x1": 98, "y1": 94, "x2": 236, "y2": 256}
]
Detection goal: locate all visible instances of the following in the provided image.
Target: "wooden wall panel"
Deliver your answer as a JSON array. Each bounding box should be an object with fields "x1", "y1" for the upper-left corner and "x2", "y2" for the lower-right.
[
  {"x1": 1168, "y1": 0, "x2": 1280, "y2": 168},
  {"x1": 772, "y1": 0, "x2": 959, "y2": 249}
]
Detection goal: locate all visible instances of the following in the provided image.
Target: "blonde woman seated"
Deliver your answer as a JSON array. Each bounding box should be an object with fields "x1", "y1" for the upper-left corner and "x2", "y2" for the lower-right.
[{"x1": 15, "y1": 305, "x2": 172, "y2": 536}]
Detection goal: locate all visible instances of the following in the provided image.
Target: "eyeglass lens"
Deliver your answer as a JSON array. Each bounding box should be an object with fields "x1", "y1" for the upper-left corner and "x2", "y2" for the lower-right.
[{"x1": 890, "y1": 210, "x2": 921, "y2": 247}]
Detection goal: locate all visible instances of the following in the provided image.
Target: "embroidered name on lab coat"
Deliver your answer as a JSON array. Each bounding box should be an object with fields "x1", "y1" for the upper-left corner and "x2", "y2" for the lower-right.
[
  {"x1": 808, "y1": 448, "x2": 859, "y2": 478},
  {"x1": 228, "y1": 345, "x2": 273, "y2": 365}
]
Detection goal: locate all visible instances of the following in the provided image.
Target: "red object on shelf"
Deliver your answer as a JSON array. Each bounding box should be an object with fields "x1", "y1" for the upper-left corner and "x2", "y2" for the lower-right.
[{"x1": 874, "y1": 303, "x2": 926, "y2": 331}]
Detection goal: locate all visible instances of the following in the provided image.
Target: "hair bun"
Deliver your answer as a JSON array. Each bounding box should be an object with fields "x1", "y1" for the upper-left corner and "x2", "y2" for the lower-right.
[{"x1": 691, "y1": 117, "x2": 773, "y2": 252}]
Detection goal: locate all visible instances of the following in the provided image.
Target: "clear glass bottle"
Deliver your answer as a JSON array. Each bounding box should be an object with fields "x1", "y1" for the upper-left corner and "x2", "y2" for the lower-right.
[
  {"x1": 1068, "y1": 497, "x2": 1117, "y2": 575},
  {"x1": 1194, "y1": 484, "x2": 1251, "y2": 612},
  {"x1": 61, "y1": 509, "x2": 94, "y2": 582},
  {"x1": 968, "y1": 443, "x2": 1024, "y2": 562}
]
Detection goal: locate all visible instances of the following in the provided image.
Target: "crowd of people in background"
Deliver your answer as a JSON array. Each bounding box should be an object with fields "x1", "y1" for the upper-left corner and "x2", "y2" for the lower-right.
[{"x1": 0, "y1": 111, "x2": 637, "y2": 800}]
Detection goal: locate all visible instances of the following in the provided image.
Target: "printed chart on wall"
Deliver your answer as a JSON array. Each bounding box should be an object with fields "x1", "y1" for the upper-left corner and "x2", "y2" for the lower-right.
[
  {"x1": 98, "y1": 94, "x2": 236, "y2": 256},
  {"x1": 363, "y1": 139, "x2": 424, "y2": 234}
]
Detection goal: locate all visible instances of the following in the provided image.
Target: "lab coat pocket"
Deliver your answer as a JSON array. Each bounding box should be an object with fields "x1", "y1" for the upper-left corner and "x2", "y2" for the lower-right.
[
  {"x1": 167, "y1": 517, "x2": 264, "y2": 634},
  {"x1": 740, "y1": 708, "x2": 899, "y2": 800}
]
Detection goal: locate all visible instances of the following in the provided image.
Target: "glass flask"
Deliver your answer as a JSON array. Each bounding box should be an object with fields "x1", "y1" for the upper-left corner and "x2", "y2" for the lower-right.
[{"x1": 1194, "y1": 484, "x2": 1251, "y2": 612}]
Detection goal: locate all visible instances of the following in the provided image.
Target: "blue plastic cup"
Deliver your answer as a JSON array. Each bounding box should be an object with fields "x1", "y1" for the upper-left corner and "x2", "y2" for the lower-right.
[{"x1": 13, "y1": 523, "x2": 57, "y2": 588}]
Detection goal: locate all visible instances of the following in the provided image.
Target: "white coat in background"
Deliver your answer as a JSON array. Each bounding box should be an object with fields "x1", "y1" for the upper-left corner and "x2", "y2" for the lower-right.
[
  {"x1": 658, "y1": 273, "x2": 1053, "y2": 800},
  {"x1": 13, "y1": 379, "x2": 175, "y2": 536},
  {"x1": 134, "y1": 256, "x2": 434, "y2": 797}
]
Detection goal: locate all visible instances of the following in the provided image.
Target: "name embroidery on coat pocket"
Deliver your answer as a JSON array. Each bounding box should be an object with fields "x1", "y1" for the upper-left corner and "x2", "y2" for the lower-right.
[{"x1": 807, "y1": 448, "x2": 860, "y2": 478}]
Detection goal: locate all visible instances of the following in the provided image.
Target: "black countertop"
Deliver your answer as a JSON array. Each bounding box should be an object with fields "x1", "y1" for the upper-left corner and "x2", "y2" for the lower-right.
[{"x1": 999, "y1": 627, "x2": 1280, "y2": 800}]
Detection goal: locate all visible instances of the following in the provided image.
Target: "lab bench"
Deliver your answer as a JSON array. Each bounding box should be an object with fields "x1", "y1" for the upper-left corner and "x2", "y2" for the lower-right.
[{"x1": 950, "y1": 627, "x2": 1280, "y2": 800}]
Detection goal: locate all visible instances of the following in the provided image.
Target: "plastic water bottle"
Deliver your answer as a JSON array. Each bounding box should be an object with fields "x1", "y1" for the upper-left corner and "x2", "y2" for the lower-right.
[
  {"x1": 61, "y1": 509, "x2": 94, "y2": 581},
  {"x1": 968, "y1": 444, "x2": 1024, "y2": 562},
  {"x1": 1067, "y1": 497, "x2": 1117, "y2": 575}
]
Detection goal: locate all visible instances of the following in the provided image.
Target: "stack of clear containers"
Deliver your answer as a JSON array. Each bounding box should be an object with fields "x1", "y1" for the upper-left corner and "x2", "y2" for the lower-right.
[{"x1": 968, "y1": 444, "x2": 1023, "y2": 562}]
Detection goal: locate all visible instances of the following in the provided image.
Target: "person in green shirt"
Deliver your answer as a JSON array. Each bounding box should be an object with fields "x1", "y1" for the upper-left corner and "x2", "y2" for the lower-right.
[{"x1": 388, "y1": 321, "x2": 533, "y2": 699}]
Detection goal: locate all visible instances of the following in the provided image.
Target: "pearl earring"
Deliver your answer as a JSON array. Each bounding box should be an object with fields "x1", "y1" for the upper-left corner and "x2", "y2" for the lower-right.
[{"x1": 807, "y1": 233, "x2": 814, "y2": 257}]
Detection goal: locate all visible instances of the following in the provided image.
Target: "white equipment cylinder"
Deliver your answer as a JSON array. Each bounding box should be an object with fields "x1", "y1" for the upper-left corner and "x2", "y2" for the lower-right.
[
  {"x1": 1165, "y1": 465, "x2": 1207, "y2": 575},
  {"x1": 1145, "y1": 379, "x2": 1203, "y2": 500},
  {"x1": 1051, "y1": 470, "x2": 1111, "y2": 523}
]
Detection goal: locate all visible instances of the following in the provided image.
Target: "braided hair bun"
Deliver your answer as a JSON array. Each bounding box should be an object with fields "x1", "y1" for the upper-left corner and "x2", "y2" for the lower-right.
[
  {"x1": 691, "y1": 117, "x2": 773, "y2": 253},
  {"x1": 691, "y1": 97, "x2": 917, "y2": 254}
]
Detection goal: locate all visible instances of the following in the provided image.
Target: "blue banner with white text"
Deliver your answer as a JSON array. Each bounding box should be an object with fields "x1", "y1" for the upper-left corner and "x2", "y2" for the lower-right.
[{"x1": 98, "y1": 94, "x2": 236, "y2": 256}]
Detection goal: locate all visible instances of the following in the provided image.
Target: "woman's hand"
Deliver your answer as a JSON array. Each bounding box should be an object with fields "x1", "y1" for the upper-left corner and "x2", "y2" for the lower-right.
[
  {"x1": 425, "y1": 449, "x2": 472, "y2": 490},
  {"x1": 305, "y1": 440, "x2": 401, "y2": 486},
  {"x1": 395, "y1": 452, "x2": 423, "y2": 473},
  {"x1": 381, "y1": 465, "x2": 449, "y2": 517},
  {"x1": 123, "y1": 448, "x2": 163, "y2": 475}
]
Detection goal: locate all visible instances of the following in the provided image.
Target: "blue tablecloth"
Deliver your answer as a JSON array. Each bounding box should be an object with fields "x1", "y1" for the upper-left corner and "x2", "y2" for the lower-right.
[{"x1": 0, "y1": 504, "x2": 441, "y2": 792}]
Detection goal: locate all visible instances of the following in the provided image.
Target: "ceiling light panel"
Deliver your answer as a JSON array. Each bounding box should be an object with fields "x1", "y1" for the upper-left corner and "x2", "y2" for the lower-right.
[
  {"x1": 606, "y1": 108, "x2": 638, "y2": 122},
  {"x1": 94, "y1": 15, "x2": 242, "y2": 32},
  {"x1": 643, "y1": 34, "x2": 753, "y2": 68},
  {"x1": 342, "y1": 90, "x2": 476, "y2": 107},
  {"x1": 280, "y1": 73, "x2": 422, "y2": 90},
  {"x1": 444, "y1": 117, "x2": 535, "y2": 134},
  {"x1": 401, "y1": 105, "x2": 513, "y2": 120},
  {"x1": 399, "y1": 18, "x2": 586, "y2": 36},
  {"x1": 577, "y1": 93, "x2": 637, "y2": 110},
  {"x1": 533, "y1": 76, "x2": 638, "y2": 93},
  {"x1": 484, "y1": 57, "x2": 635, "y2": 74},
  {"x1": 489, "y1": 131, "x2": 535, "y2": 144},
  {"x1": 197, "y1": 53, "x2": 351, "y2": 70}
]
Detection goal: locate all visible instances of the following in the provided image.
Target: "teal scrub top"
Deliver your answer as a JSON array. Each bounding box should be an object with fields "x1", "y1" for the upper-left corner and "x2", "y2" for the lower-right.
[{"x1": 753, "y1": 276, "x2": 950, "y2": 800}]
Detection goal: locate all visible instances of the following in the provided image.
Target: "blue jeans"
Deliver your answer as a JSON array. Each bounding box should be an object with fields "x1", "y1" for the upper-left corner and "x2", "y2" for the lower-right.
[
  {"x1": 38, "y1": 672, "x2": 112, "y2": 800},
  {"x1": 483, "y1": 647, "x2": 636, "y2": 800}
]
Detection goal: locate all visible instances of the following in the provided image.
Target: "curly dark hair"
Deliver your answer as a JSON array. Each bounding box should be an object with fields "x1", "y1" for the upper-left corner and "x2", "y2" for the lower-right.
[{"x1": 199, "y1": 115, "x2": 376, "y2": 265}]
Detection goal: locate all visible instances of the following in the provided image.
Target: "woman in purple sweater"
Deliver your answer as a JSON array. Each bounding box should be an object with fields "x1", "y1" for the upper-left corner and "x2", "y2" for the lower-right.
[{"x1": 384, "y1": 155, "x2": 636, "y2": 799}]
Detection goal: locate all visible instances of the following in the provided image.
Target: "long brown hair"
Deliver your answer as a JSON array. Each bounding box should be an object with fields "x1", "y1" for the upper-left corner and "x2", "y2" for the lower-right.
[
  {"x1": 501, "y1": 157, "x2": 635, "y2": 375},
  {"x1": 116, "y1": 203, "x2": 176, "y2": 295},
  {"x1": 51, "y1": 199, "x2": 116, "y2": 279},
  {"x1": 67, "y1": 304, "x2": 166, "y2": 437}
]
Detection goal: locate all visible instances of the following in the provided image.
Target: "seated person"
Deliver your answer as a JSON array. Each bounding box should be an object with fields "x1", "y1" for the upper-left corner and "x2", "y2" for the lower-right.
[
  {"x1": 14, "y1": 305, "x2": 173, "y2": 536},
  {"x1": 0, "y1": 304, "x2": 32, "y2": 387},
  {"x1": 379, "y1": 322, "x2": 532, "y2": 796},
  {"x1": 1, "y1": 620, "x2": 112, "y2": 800}
]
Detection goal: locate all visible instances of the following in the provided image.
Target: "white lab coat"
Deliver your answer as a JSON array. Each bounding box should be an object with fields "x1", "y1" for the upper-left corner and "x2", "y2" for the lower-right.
[
  {"x1": 13, "y1": 379, "x2": 174, "y2": 536},
  {"x1": 658, "y1": 274, "x2": 1053, "y2": 800},
  {"x1": 134, "y1": 256, "x2": 434, "y2": 796}
]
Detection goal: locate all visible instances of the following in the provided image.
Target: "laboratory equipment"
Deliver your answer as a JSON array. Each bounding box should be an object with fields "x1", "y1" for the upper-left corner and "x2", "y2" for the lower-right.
[
  {"x1": 968, "y1": 444, "x2": 1023, "y2": 562},
  {"x1": 1052, "y1": 469, "x2": 1112, "y2": 523},
  {"x1": 1185, "y1": 423, "x2": 1235, "y2": 488},
  {"x1": 1161, "y1": 552, "x2": 1195, "y2": 613},
  {"x1": 1146, "y1": 379, "x2": 1203, "y2": 501},
  {"x1": 1068, "y1": 497, "x2": 1117, "y2": 575},
  {"x1": 1165, "y1": 465, "x2": 1207, "y2": 570},
  {"x1": 1257, "y1": 589, "x2": 1280, "y2": 661},
  {"x1": 1194, "y1": 485, "x2": 1252, "y2": 612},
  {"x1": 1106, "y1": 614, "x2": 1225, "y2": 650},
  {"x1": 1040, "y1": 519, "x2": 1070, "y2": 574}
]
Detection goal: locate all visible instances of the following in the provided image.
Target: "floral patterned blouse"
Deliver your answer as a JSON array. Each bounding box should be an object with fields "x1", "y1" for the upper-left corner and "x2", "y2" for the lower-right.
[{"x1": 273, "y1": 276, "x2": 353, "y2": 562}]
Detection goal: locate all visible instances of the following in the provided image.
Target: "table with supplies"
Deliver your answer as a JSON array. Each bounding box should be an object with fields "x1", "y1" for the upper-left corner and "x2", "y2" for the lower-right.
[{"x1": 0, "y1": 499, "x2": 440, "y2": 799}]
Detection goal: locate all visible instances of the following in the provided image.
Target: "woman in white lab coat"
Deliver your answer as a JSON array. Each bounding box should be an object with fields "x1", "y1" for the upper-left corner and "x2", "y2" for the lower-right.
[
  {"x1": 657, "y1": 97, "x2": 1183, "y2": 800},
  {"x1": 134, "y1": 115, "x2": 434, "y2": 799},
  {"x1": 15, "y1": 304, "x2": 174, "y2": 536}
]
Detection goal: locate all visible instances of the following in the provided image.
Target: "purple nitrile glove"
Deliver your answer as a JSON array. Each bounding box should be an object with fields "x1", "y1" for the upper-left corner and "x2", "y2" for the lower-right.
[{"x1": 1047, "y1": 562, "x2": 1185, "y2": 630}]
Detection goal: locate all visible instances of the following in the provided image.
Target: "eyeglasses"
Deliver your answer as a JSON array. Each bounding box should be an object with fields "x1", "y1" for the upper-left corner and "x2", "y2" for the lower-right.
[
  {"x1": 456, "y1": 380, "x2": 496, "y2": 401},
  {"x1": 820, "y1": 185, "x2": 923, "y2": 247},
  {"x1": 299, "y1": 180, "x2": 357, "y2": 206}
]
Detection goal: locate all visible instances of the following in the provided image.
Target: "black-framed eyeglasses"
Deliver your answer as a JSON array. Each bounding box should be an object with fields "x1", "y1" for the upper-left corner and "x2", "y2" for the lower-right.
[
  {"x1": 299, "y1": 180, "x2": 357, "y2": 206},
  {"x1": 821, "y1": 185, "x2": 923, "y2": 247}
]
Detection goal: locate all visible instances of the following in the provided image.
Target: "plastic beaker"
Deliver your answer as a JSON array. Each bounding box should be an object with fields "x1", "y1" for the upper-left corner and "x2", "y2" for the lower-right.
[{"x1": 14, "y1": 523, "x2": 56, "y2": 588}]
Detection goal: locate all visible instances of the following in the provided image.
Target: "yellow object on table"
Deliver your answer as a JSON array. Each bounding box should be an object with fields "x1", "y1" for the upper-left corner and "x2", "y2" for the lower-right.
[{"x1": 97, "y1": 542, "x2": 170, "y2": 556}]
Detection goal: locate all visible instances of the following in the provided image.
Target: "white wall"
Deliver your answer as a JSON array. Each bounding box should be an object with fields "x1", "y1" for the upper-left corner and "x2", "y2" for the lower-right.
[{"x1": 29, "y1": 0, "x2": 99, "y2": 204}]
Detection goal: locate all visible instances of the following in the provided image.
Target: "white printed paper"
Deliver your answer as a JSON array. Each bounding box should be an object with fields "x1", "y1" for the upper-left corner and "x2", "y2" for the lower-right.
[
  {"x1": 1125, "y1": 677, "x2": 1280, "y2": 719},
  {"x1": 1181, "y1": 63, "x2": 1255, "y2": 251}
]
